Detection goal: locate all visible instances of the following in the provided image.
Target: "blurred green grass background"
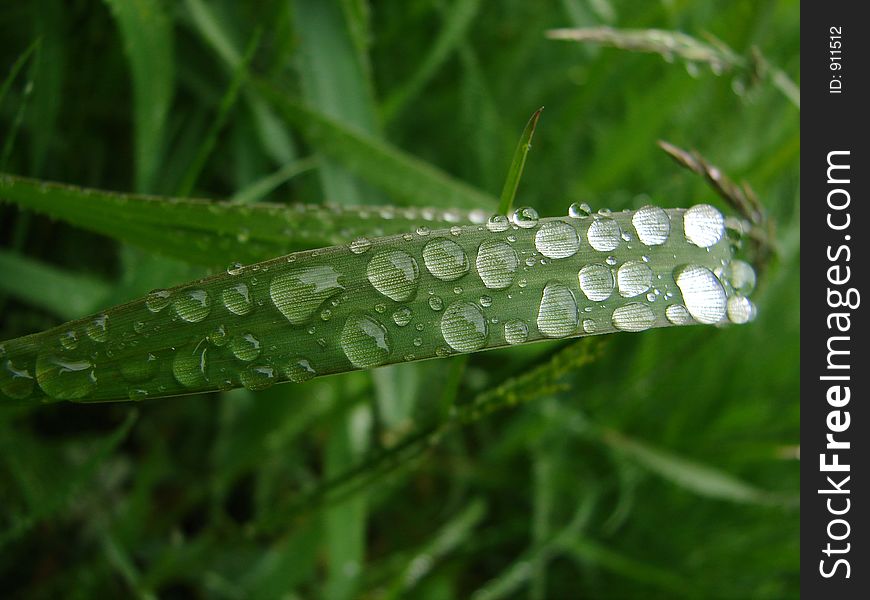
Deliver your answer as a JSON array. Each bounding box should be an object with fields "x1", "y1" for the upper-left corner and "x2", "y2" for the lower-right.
[{"x1": 0, "y1": 0, "x2": 798, "y2": 598}]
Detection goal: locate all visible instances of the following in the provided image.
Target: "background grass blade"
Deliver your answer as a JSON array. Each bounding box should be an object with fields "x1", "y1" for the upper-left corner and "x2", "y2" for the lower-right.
[{"x1": 498, "y1": 107, "x2": 543, "y2": 215}]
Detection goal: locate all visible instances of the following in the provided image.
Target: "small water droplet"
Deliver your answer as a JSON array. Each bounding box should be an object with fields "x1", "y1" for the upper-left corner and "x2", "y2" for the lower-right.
[
  {"x1": 534, "y1": 221, "x2": 580, "y2": 259},
  {"x1": 227, "y1": 262, "x2": 244, "y2": 275},
  {"x1": 537, "y1": 282, "x2": 578, "y2": 338},
  {"x1": 632, "y1": 205, "x2": 670, "y2": 246},
  {"x1": 486, "y1": 214, "x2": 510, "y2": 233},
  {"x1": 665, "y1": 304, "x2": 694, "y2": 325},
  {"x1": 349, "y1": 237, "x2": 372, "y2": 254},
  {"x1": 272, "y1": 265, "x2": 345, "y2": 324},
  {"x1": 230, "y1": 333, "x2": 261, "y2": 362},
  {"x1": 578, "y1": 264, "x2": 614, "y2": 301},
  {"x1": 511, "y1": 206, "x2": 539, "y2": 229},
  {"x1": 722, "y1": 260, "x2": 757, "y2": 294},
  {"x1": 145, "y1": 289, "x2": 172, "y2": 312},
  {"x1": 683, "y1": 204, "x2": 725, "y2": 248},
  {"x1": 1, "y1": 359, "x2": 35, "y2": 399},
  {"x1": 321, "y1": 309, "x2": 333, "y2": 321},
  {"x1": 568, "y1": 202, "x2": 592, "y2": 218},
  {"x1": 86, "y1": 314, "x2": 110, "y2": 342},
  {"x1": 392, "y1": 307, "x2": 412, "y2": 327},
  {"x1": 440, "y1": 302, "x2": 488, "y2": 352},
  {"x1": 240, "y1": 364, "x2": 276, "y2": 391},
  {"x1": 366, "y1": 250, "x2": 419, "y2": 302},
  {"x1": 450, "y1": 226, "x2": 462, "y2": 237},
  {"x1": 727, "y1": 295, "x2": 757, "y2": 324},
  {"x1": 428, "y1": 296, "x2": 444, "y2": 311},
  {"x1": 287, "y1": 358, "x2": 316, "y2": 383},
  {"x1": 582, "y1": 319, "x2": 597, "y2": 333},
  {"x1": 173, "y1": 290, "x2": 211, "y2": 323},
  {"x1": 616, "y1": 261, "x2": 653, "y2": 297},
  {"x1": 374, "y1": 303, "x2": 387, "y2": 314},
  {"x1": 340, "y1": 314, "x2": 392, "y2": 368},
  {"x1": 416, "y1": 225, "x2": 430, "y2": 237},
  {"x1": 59, "y1": 330, "x2": 78, "y2": 350},
  {"x1": 587, "y1": 217, "x2": 621, "y2": 252},
  {"x1": 612, "y1": 303, "x2": 656, "y2": 332},
  {"x1": 222, "y1": 283, "x2": 253, "y2": 316},
  {"x1": 479, "y1": 295, "x2": 493, "y2": 308},
  {"x1": 423, "y1": 239, "x2": 470, "y2": 281},
  {"x1": 503, "y1": 319, "x2": 528, "y2": 344},
  {"x1": 477, "y1": 240, "x2": 518, "y2": 290}
]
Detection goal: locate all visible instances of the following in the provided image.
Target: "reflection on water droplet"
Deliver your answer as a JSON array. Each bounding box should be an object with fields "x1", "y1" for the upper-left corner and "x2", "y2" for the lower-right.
[
  {"x1": 537, "y1": 282, "x2": 578, "y2": 338},
  {"x1": 535, "y1": 221, "x2": 580, "y2": 259},
  {"x1": 86, "y1": 314, "x2": 110, "y2": 342},
  {"x1": 587, "y1": 217, "x2": 621, "y2": 251},
  {"x1": 271, "y1": 265, "x2": 345, "y2": 324},
  {"x1": 632, "y1": 205, "x2": 670, "y2": 246},
  {"x1": 665, "y1": 304, "x2": 693, "y2": 325},
  {"x1": 617, "y1": 261, "x2": 653, "y2": 297},
  {"x1": 366, "y1": 250, "x2": 419, "y2": 302},
  {"x1": 578, "y1": 264, "x2": 614, "y2": 301},
  {"x1": 341, "y1": 314, "x2": 392, "y2": 368},
  {"x1": 423, "y1": 239, "x2": 470, "y2": 281},
  {"x1": 727, "y1": 295, "x2": 757, "y2": 324},
  {"x1": 230, "y1": 333, "x2": 261, "y2": 362},
  {"x1": 511, "y1": 206, "x2": 539, "y2": 229},
  {"x1": 287, "y1": 358, "x2": 316, "y2": 383},
  {"x1": 612, "y1": 303, "x2": 656, "y2": 332},
  {"x1": 503, "y1": 319, "x2": 528, "y2": 345},
  {"x1": 36, "y1": 354, "x2": 97, "y2": 400},
  {"x1": 1, "y1": 359, "x2": 34, "y2": 399},
  {"x1": 146, "y1": 289, "x2": 172, "y2": 312},
  {"x1": 240, "y1": 364, "x2": 276, "y2": 391},
  {"x1": 476, "y1": 240, "x2": 518, "y2": 290},
  {"x1": 683, "y1": 204, "x2": 724, "y2": 248},
  {"x1": 173, "y1": 290, "x2": 211, "y2": 323},
  {"x1": 674, "y1": 265, "x2": 727, "y2": 324},
  {"x1": 441, "y1": 302, "x2": 488, "y2": 352},
  {"x1": 222, "y1": 283, "x2": 253, "y2": 315}
]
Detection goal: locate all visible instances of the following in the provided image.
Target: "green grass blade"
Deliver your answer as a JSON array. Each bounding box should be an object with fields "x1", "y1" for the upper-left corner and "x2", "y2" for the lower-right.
[
  {"x1": 0, "y1": 203, "x2": 756, "y2": 403},
  {"x1": 259, "y1": 84, "x2": 499, "y2": 210},
  {"x1": 0, "y1": 38, "x2": 40, "y2": 108},
  {"x1": 498, "y1": 107, "x2": 543, "y2": 215},
  {"x1": 103, "y1": 0, "x2": 174, "y2": 192},
  {"x1": 1, "y1": 39, "x2": 41, "y2": 171}
]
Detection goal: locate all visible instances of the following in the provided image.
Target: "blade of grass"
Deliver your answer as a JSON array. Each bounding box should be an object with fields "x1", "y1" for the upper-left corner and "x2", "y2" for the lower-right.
[
  {"x1": 498, "y1": 107, "x2": 543, "y2": 215},
  {"x1": 1, "y1": 38, "x2": 40, "y2": 171}
]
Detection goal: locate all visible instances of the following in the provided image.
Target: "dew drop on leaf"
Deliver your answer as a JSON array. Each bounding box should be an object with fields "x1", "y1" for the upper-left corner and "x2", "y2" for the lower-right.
[{"x1": 440, "y1": 301, "x2": 488, "y2": 352}]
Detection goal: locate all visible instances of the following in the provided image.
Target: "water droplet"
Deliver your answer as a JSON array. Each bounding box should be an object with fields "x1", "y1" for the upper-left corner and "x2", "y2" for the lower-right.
[
  {"x1": 616, "y1": 261, "x2": 653, "y2": 297},
  {"x1": 287, "y1": 358, "x2": 316, "y2": 383},
  {"x1": 145, "y1": 289, "x2": 172, "y2": 312},
  {"x1": 321, "y1": 309, "x2": 333, "y2": 321},
  {"x1": 503, "y1": 319, "x2": 528, "y2": 345},
  {"x1": 665, "y1": 304, "x2": 694, "y2": 325},
  {"x1": 578, "y1": 264, "x2": 614, "y2": 301},
  {"x1": 537, "y1": 282, "x2": 578, "y2": 338},
  {"x1": 272, "y1": 265, "x2": 345, "y2": 324},
  {"x1": 413, "y1": 337, "x2": 423, "y2": 347},
  {"x1": 172, "y1": 343, "x2": 210, "y2": 388},
  {"x1": 227, "y1": 262, "x2": 244, "y2": 276},
  {"x1": 340, "y1": 314, "x2": 392, "y2": 368},
  {"x1": 612, "y1": 303, "x2": 656, "y2": 332},
  {"x1": 486, "y1": 214, "x2": 510, "y2": 233},
  {"x1": 416, "y1": 225, "x2": 430, "y2": 237},
  {"x1": 240, "y1": 364, "x2": 276, "y2": 391},
  {"x1": 683, "y1": 204, "x2": 724, "y2": 248},
  {"x1": 582, "y1": 319, "x2": 597, "y2": 333},
  {"x1": 128, "y1": 388, "x2": 148, "y2": 401},
  {"x1": 428, "y1": 296, "x2": 444, "y2": 311},
  {"x1": 366, "y1": 250, "x2": 419, "y2": 302},
  {"x1": 1, "y1": 359, "x2": 34, "y2": 399},
  {"x1": 479, "y1": 295, "x2": 493, "y2": 308},
  {"x1": 86, "y1": 314, "x2": 110, "y2": 342},
  {"x1": 534, "y1": 221, "x2": 580, "y2": 259},
  {"x1": 727, "y1": 295, "x2": 757, "y2": 324},
  {"x1": 511, "y1": 206, "x2": 539, "y2": 229},
  {"x1": 222, "y1": 282, "x2": 253, "y2": 316},
  {"x1": 173, "y1": 290, "x2": 211, "y2": 323},
  {"x1": 674, "y1": 265, "x2": 727, "y2": 324},
  {"x1": 440, "y1": 302, "x2": 488, "y2": 352},
  {"x1": 476, "y1": 240, "x2": 518, "y2": 290},
  {"x1": 423, "y1": 239, "x2": 470, "y2": 281},
  {"x1": 375, "y1": 303, "x2": 387, "y2": 314},
  {"x1": 59, "y1": 330, "x2": 78, "y2": 351},
  {"x1": 632, "y1": 205, "x2": 670, "y2": 246},
  {"x1": 722, "y1": 260, "x2": 757, "y2": 294},
  {"x1": 587, "y1": 217, "x2": 621, "y2": 252},
  {"x1": 392, "y1": 307, "x2": 412, "y2": 327},
  {"x1": 120, "y1": 353, "x2": 158, "y2": 383},
  {"x1": 208, "y1": 324, "x2": 229, "y2": 346},
  {"x1": 35, "y1": 354, "x2": 97, "y2": 400},
  {"x1": 349, "y1": 237, "x2": 372, "y2": 254},
  {"x1": 230, "y1": 333, "x2": 261, "y2": 361},
  {"x1": 568, "y1": 202, "x2": 592, "y2": 218}
]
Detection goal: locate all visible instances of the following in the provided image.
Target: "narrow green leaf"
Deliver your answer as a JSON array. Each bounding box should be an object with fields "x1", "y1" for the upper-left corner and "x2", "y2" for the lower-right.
[{"x1": 498, "y1": 107, "x2": 543, "y2": 216}]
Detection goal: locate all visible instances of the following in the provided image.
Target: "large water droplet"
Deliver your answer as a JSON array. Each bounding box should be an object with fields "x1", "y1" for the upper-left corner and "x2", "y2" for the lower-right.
[
  {"x1": 1, "y1": 359, "x2": 34, "y2": 399},
  {"x1": 504, "y1": 319, "x2": 529, "y2": 345},
  {"x1": 612, "y1": 303, "x2": 656, "y2": 332},
  {"x1": 172, "y1": 343, "x2": 210, "y2": 388},
  {"x1": 86, "y1": 314, "x2": 110, "y2": 342},
  {"x1": 422, "y1": 239, "x2": 470, "y2": 281},
  {"x1": 586, "y1": 217, "x2": 621, "y2": 252},
  {"x1": 240, "y1": 364, "x2": 276, "y2": 391},
  {"x1": 683, "y1": 204, "x2": 724, "y2": 248},
  {"x1": 674, "y1": 265, "x2": 727, "y2": 324},
  {"x1": 341, "y1": 314, "x2": 392, "y2": 368},
  {"x1": 727, "y1": 295, "x2": 757, "y2": 324},
  {"x1": 665, "y1": 304, "x2": 693, "y2": 325},
  {"x1": 537, "y1": 282, "x2": 578, "y2": 338},
  {"x1": 632, "y1": 205, "x2": 670, "y2": 246},
  {"x1": 366, "y1": 250, "x2": 420, "y2": 302},
  {"x1": 440, "y1": 302, "x2": 488, "y2": 352},
  {"x1": 222, "y1": 283, "x2": 253, "y2": 316},
  {"x1": 287, "y1": 358, "x2": 317, "y2": 383},
  {"x1": 476, "y1": 240, "x2": 518, "y2": 290},
  {"x1": 534, "y1": 221, "x2": 580, "y2": 259},
  {"x1": 511, "y1": 206, "x2": 539, "y2": 229},
  {"x1": 616, "y1": 261, "x2": 653, "y2": 297},
  {"x1": 36, "y1": 354, "x2": 97, "y2": 400},
  {"x1": 578, "y1": 264, "x2": 614, "y2": 301},
  {"x1": 271, "y1": 265, "x2": 345, "y2": 325},
  {"x1": 173, "y1": 290, "x2": 211, "y2": 323},
  {"x1": 230, "y1": 333, "x2": 261, "y2": 362}
]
